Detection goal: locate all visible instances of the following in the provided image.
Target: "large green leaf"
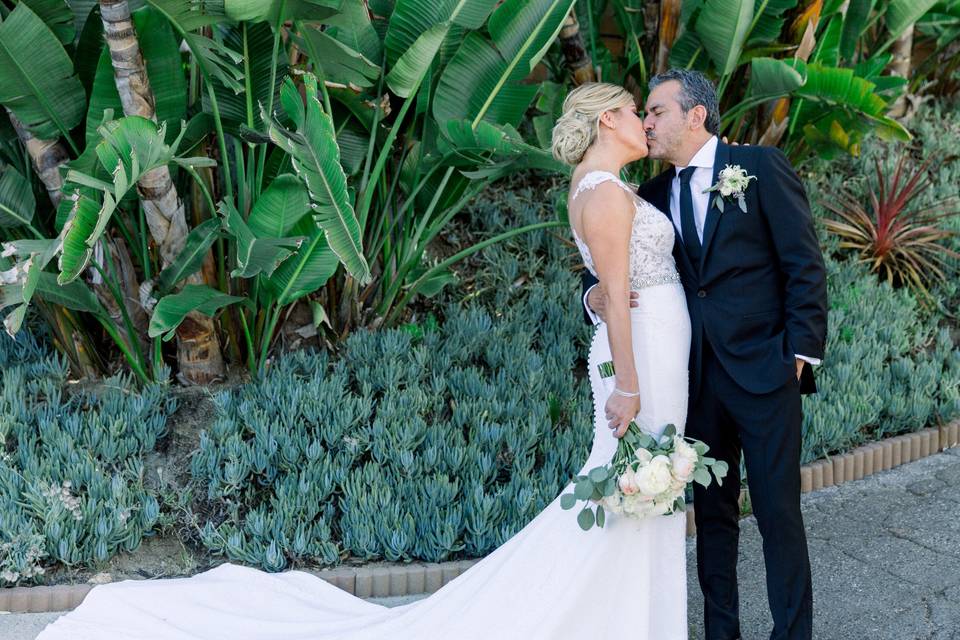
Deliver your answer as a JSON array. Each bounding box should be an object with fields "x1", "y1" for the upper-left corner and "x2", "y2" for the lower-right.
[
  {"x1": 21, "y1": 0, "x2": 75, "y2": 44},
  {"x1": 0, "y1": 167, "x2": 36, "y2": 228},
  {"x1": 790, "y1": 61, "x2": 911, "y2": 141},
  {"x1": 746, "y1": 0, "x2": 797, "y2": 46},
  {"x1": 85, "y1": 6, "x2": 187, "y2": 145},
  {"x1": 0, "y1": 2, "x2": 86, "y2": 140},
  {"x1": 840, "y1": 0, "x2": 873, "y2": 61},
  {"x1": 218, "y1": 199, "x2": 303, "y2": 278},
  {"x1": 746, "y1": 56, "x2": 806, "y2": 101},
  {"x1": 668, "y1": 29, "x2": 709, "y2": 71},
  {"x1": 146, "y1": 0, "x2": 243, "y2": 94},
  {"x1": 433, "y1": 0, "x2": 576, "y2": 128},
  {"x1": 299, "y1": 25, "x2": 380, "y2": 88},
  {"x1": 157, "y1": 217, "x2": 221, "y2": 294},
  {"x1": 149, "y1": 284, "x2": 246, "y2": 341},
  {"x1": 267, "y1": 74, "x2": 370, "y2": 284},
  {"x1": 811, "y1": 14, "x2": 843, "y2": 66},
  {"x1": 386, "y1": 22, "x2": 449, "y2": 98},
  {"x1": 247, "y1": 174, "x2": 311, "y2": 237},
  {"x1": 384, "y1": 0, "x2": 498, "y2": 66},
  {"x1": 439, "y1": 120, "x2": 568, "y2": 175},
  {"x1": 56, "y1": 189, "x2": 117, "y2": 284},
  {"x1": 325, "y1": 0, "x2": 383, "y2": 64},
  {"x1": 695, "y1": 0, "x2": 754, "y2": 76},
  {"x1": 35, "y1": 271, "x2": 103, "y2": 314},
  {"x1": 224, "y1": 0, "x2": 342, "y2": 24},
  {"x1": 95, "y1": 116, "x2": 178, "y2": 195},
  {"x1": 886, "y1": 0, "x2": 938, "y2": 40},
  {"x1": 74, "y1": 4, "x2": 104, "y2": 93},
  {"x1": 262, "y1": 216, "x2": 339, "y2": 305},
  {"x1": 205, "y1": 21, "x2": 287, "y2": 135},
  {"x1": 145, "y1": 0, "x2": 227, "y2": 31}
]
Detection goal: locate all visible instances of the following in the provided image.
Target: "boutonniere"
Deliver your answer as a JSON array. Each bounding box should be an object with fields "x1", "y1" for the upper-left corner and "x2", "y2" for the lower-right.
[{"x1": 703, "y1": 164, "x2": 756, "y2": 213}]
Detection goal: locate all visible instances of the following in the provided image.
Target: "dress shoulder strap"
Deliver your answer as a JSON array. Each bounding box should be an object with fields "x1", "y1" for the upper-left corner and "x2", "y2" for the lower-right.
[{"x1": 571, "y1": 170, "x2": 636, "y2": 200}]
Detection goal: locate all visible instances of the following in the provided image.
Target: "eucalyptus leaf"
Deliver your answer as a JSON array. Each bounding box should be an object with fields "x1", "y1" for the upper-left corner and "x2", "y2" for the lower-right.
[{"x1": 576, "y1": 507, "x2": 595, "y2": 531}]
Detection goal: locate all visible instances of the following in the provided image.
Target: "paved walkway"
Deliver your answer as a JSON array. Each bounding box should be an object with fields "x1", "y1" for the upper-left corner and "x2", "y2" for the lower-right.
[
  {"x1": 3, "y1": 448, "x2": 958, "y2": 639},
  {"x1": 695, "y1": 446, "x2": 960, "y2": 640}
]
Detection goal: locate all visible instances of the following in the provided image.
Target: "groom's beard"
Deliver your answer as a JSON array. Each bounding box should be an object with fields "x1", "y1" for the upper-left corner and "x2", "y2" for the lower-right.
[
  {"x1": 644, "y1": 132, "x2": 673, "y2": 163},
  {"x1": 646, "y1": 137, "x2": 686, "y2": 166}
]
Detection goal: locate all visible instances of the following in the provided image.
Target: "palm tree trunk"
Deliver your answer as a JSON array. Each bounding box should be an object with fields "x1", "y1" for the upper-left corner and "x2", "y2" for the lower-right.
[
  {"x1": 6, "y1": 110, "x2": 68, "y2": 207},
  {"x1": 655, "y1": 0, "x2": 682, "y2": 76},
  {"x1": 888, "y1": 26, "x2": 914, "y2": 118},
  {"x1": 99, "y1": 0, "x2": 225, "y2": 383},
  {"x1": 559, "y1": 9, "x2": 595, "y2": 85}
]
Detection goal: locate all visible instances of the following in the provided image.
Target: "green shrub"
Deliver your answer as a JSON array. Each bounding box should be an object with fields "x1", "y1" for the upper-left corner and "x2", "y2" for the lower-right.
[
  {"x1": 800, "y1": 256, "x2": 960, "y2": 463},
  {"x1": 0, "y1": 329, "x2": 175, "y2": 585},
  {"x1": 190, "y1": 188, "x2": 594, "y2": 570}
]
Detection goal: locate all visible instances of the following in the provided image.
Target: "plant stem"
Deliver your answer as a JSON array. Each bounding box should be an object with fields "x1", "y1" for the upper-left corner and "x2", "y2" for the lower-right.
[{"x1": 98, "y1": 316, "x2": 150, "y2": 385}]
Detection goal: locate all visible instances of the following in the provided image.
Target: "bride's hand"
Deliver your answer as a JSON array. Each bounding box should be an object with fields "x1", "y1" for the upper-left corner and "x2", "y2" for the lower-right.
[
  {"x1": 604, "y1": 393, "x2": 640, "y2": 439},
  {"x1": 721, "y1": 136, "x2": 749, "y2": 146}
]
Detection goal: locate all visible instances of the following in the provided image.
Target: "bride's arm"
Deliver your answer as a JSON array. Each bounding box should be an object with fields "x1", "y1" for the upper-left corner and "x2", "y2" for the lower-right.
[{"x1": 581, "y1": 184, "x2": 640, "y2": 438}]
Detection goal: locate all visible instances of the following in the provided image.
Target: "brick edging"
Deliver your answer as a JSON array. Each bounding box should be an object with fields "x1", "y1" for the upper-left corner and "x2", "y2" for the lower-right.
[{"x1": 3, "y1": 420, "x2": 958, "y2": 614}]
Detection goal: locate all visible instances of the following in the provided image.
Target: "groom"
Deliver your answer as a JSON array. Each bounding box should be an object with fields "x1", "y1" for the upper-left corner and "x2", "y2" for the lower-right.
[{"x1": 582, "y1": 69, "x2": 827, "y2": 640}]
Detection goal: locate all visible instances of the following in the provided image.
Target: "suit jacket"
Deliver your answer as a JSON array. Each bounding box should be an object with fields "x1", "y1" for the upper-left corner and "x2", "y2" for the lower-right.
[{"x1": 581, "y1": 142, "x2": 828, "y2": 396}]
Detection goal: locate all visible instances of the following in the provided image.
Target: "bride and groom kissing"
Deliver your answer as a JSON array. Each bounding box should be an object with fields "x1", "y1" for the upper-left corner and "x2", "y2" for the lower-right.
[
  {"x1": 568, "y1": 69, "x2": 828, "y2": 639},
  {"x1": 38, "y1": 69, "x2": 827, "y2": 640}
]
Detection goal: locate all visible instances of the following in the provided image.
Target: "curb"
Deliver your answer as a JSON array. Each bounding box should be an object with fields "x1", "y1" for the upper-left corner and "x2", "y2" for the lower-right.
[{"x1": 2, "y1": 420, "x2": 957, "y2": 614}]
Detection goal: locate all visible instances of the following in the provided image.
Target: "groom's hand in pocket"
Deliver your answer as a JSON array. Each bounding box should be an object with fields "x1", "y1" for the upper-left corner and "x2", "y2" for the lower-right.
[{"x1": 587, "y1": 284, "x2": 639, "y2": 323}]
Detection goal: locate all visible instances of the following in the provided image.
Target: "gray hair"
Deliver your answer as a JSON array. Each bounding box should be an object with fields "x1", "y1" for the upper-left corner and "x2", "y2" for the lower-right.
[{"x1": 648, "y1": 69, "x2": 720, "y2": 135}]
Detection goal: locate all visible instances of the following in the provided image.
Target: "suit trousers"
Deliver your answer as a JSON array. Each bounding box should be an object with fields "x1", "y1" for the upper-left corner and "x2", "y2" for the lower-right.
[{"x1": 688, "y1": 338, "x2": 813, "y2": 640}]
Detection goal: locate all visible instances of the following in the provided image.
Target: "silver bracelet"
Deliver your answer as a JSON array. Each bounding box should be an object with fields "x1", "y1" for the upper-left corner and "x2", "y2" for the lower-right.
[{"x1": 613, "y1": 387, "x2": 641, "y2": 398}]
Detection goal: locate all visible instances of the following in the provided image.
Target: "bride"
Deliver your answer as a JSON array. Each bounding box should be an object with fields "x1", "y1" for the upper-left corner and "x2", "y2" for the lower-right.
[{"x1": 38, "y1": 82, "x2": 691, "y2": 640}]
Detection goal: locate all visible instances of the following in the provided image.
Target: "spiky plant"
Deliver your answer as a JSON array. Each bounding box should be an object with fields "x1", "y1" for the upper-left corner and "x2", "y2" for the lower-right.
[{"x1": 821, "y1": 150, "x2": 960, "y2": 297}]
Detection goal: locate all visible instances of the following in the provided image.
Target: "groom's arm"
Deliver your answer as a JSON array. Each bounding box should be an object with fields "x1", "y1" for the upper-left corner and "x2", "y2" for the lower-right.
[
  {"x1": 756, "y1": 147, "x2": 828, "y2": 361},
  {"x1": 581, "y1": 269, "x2": 601, "y2": 325}
]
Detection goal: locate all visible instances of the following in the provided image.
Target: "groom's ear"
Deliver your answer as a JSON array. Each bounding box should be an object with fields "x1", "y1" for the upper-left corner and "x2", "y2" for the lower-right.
[{"x1": 687, "y1": 104, "x2": 708, "y2": 131}]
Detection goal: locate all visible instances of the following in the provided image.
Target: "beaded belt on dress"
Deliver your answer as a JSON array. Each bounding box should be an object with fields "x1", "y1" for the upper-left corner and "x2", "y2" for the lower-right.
[{"x1": 629, "y1": 271, "x2": 681, "y2": 290}]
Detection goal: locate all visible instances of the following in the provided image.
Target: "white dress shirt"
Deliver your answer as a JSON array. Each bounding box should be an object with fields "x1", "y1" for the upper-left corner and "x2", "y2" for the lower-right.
[
  {"x1": 581, "y1": 136, "x2": 820, "y2": 366},
  {"x1": 669, "y1": 135, "x2": 718, "y2": 243}
]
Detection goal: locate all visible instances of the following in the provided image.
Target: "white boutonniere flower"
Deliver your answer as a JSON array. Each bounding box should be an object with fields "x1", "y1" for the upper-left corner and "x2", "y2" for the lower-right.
[{"x1": 703, "y1": 164, "x2": 756, "y2": 213}]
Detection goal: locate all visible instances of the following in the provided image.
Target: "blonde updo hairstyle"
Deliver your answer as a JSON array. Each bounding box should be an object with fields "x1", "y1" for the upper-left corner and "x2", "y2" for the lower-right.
[{"x1": 551, "y1": 83, "x2": 637, "y2": 166}]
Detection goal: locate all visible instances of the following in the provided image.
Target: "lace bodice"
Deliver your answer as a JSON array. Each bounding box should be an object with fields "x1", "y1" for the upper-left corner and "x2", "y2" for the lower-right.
[{"x1": 570, "y1": 171, "x2": 681, "y2": 291}]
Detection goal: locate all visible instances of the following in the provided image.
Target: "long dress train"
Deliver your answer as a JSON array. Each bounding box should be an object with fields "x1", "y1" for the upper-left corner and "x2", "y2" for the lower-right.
[{"x1": 39, "y1": 171, "x2": 691, "y2": 640}]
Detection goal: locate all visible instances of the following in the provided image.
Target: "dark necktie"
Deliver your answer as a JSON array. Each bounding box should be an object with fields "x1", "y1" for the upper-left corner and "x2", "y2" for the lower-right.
[{"x1": 678, "y1": 166, "x2": 701, "y2": 264}]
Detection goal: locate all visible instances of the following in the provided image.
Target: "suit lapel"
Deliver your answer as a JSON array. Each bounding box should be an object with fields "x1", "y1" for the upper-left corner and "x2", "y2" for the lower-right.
[{"x1": 700, "y1": 141, "x2": 730, "y2": 268}]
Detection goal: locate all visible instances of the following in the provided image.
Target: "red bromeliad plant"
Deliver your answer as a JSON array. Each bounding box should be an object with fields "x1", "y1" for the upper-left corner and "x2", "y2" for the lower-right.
[{"x1": 821, "y1": 150, "x2": 960, "y2": 297}]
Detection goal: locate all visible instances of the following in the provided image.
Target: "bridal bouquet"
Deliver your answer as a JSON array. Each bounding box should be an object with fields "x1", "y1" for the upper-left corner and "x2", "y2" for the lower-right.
[{"x1": 560, "y1": 361, "x2": 729, "y2": 531}]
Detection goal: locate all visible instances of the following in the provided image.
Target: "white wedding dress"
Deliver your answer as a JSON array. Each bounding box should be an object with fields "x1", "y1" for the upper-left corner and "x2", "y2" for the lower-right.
[{"x1": 38, "y1": 171, "x2": 691, "y2": 640}]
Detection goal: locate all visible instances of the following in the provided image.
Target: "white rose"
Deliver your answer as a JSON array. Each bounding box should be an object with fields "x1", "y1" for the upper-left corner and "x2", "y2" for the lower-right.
[
  {"x1": 634, "y1": 448, "x2": 653, "y2": 465},
  {"x1": 673, "y1": 437, "x2": 699, "y2": 464},
  {"x1": 618, "y1": 469, "x2": 639, "y2": 496},
  {"x1": 601, "y1": 494, "x2": 623, "y2": 514},
  {"x1": 651, "y1": 499, "x2": 674, "y2": 517},
  {"x1": 636, "y1": 456, "x2": 672, "y2": 496},
  {"x1": 623, "y1": 494, "x2": 654, "y2": 518},
  {"x1": 670, "y1": 451, "x2": 695, "y2": 483}
]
